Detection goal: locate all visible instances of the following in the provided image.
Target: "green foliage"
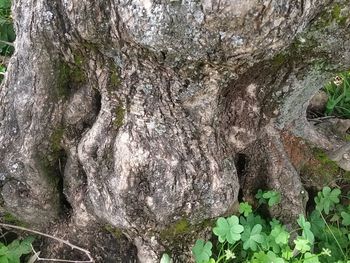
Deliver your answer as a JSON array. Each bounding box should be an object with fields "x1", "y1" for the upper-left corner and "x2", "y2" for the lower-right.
[
  {"x1": 255, "y1": 189, "x2": 281, "y2": 207},
  {"x1": 239, "y1": 202, "x2": 252, "y2": 217},
  {"x1": 314, "y1": 186, "x2": 341, "y2": 214},
  {"x1": 160, "y1": 253, "x2": 172, "y2": 263},
  {"x1": 341, "y1": 210, "x2": 350, "y2": 226},
  {"x1": 297, "y1": 215, "x2": 314, "y2": 245},
  {"x1": 294, "y1": 237, "x2": 311, "y2": 253},
  {"x1": 241, "y1": 224, "x2": 264, "y2": 251},
  {"x1": 0, "y1": 0, "x2": 14, "y2": 83},
  {"x1": 192, "y1": 240, "x2": 212, "y2": 263},
  {"x1": 270, "y1": 224, "x2": 290, "y2": 245},
  {"x1": 114, "y1": 104, "x2": 125, "y2": 128},
  {"x1": 0, "y1": 237, "x2": 34, "y2": 263},
  {"x1": 213, "y1": 216, "x2": 244, "y2": 244},
  {"x1": 324, "y1": 72, "x2": 350, "y2": 118},
  {"x1": 163, "y1": 187, "x2": 350, "y2": 263},
  {"x1": 0, "y1": 0, "x2": 14, "y2": 55}
]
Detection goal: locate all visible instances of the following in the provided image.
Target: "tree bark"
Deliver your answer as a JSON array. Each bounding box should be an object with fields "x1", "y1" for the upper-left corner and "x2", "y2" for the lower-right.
[{"x1": 0, "y1": 0, "x2": 349, "y2": 262}]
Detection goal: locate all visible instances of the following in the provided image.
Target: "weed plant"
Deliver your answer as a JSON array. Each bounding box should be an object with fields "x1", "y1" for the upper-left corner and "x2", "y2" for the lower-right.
[
  {"x1": 324, "y1": 71, "x2": 350, "y2": 118},
  {"x1": 0, "y1": 236, "x2": 34, "y2": 262},
  {"x1": 162, "y1": 187, "x2": 350, "y2": 263},
  {"x1": 0, "y1": 0, "x2": 14, "y2": 82}
]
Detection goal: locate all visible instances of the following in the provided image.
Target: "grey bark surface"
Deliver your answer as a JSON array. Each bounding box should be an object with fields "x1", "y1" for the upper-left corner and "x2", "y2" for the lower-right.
[{"x1": 0, "y1": 0, "x2": 349, "y2": 262}]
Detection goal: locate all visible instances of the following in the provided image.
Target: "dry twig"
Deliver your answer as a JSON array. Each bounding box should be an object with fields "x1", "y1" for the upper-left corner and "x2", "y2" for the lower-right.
[{"x1": 0, "y1": 222, "x2": 94, "y2": 262}]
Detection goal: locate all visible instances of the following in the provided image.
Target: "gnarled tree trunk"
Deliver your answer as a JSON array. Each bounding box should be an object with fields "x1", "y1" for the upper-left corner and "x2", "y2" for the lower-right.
[{"x1": 0, "y1": 0, "x2": 349, "y2": 262}]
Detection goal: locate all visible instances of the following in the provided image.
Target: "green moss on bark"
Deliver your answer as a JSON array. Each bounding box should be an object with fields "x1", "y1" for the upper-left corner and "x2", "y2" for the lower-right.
[
  {"x1": 3, "y1": 212, "x2": 27, "y2": 226},
  {"x1": 105, "y1": 225, "x2": 124, "y2": 239},
  {"x1": 300, "y1": 148, "x2": 350, "y2": 188},
  {"x1": 114, "y1": 104, "x2": 125, "y2": 128},
  {"x1": 54, "y1": 53, "x2": 86, "y2": 100}
]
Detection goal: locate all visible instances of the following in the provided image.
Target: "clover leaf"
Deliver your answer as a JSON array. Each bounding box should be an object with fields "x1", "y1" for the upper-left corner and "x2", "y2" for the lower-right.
[
  {"x1": 160, "y1": 253, "x2": 172, "y2": 263},
  {"x1": 341, "y1": 211, "x2": 350, "y2": 226},
  {"x1": 309, "y1": 210, "x2": 325, "y2": 237},
  {"x1": 270, "y1": 224, "x2": 290, "y2": 245},
  {"x1": 294, "y1": 237, "x2": 311, "y2": 253},
  {"x1": 255, "y1": 189, "x2": 267, "y2": 205},
  {"x1": 303, "y1": 252, "x2": 320, "y2": 263},
  {"x1": 314, "y1": 187, "x2": 341, "y2": 214},
  {"x1": 240, "y1": 213, "x2": 266, "y2": 230},
  {"x1": 192, "y1": 240, "x2": 212, "y2": 263},
  {"x1": 251, "y1": 251, "x2": 284, "y2": 263},
  {"x1": 297, "y1": 215, "x2": 314, "y2": 245},
  {"x1": 213, "y1": 216, "x2": 244, "y2": 244},
  {"x1": 239, "y1": 202, "x2": 253, "y2": 217},
  {"x1": 262, "y1": 191, "x2": 281, "y2": 207},
  {"x1": 282, "y1": 247, "x2": 293, "y2": 260},
  {"x1": 241, "y1": 224, "x2": 264, "y2": 251}
]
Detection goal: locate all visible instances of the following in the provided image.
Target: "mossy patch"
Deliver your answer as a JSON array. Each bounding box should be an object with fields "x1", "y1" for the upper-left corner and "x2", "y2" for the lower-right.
[
  {"x1": 271, "y1": 53, "x2": 288, "y2": 67},
  {"x1": 54, "y1": 54, "x2": 86, "y2": 100},
  {"x1": 70, "y1": 53, "x2": 85, "y2": 83},
  {"x1": 107, "y1": 63, "x2": 121, "y2": 91},
  {"x1": 2, "y1": 212, "x2": 26, "y2": 227},
  {"x1": 300, "y1": 148, "x2": 344, "y2": 189},
  {"x1": 50, "y1": 126, "x2": 65, "y2": 154},
  {"x1": 110, "y1": 71, "x2": 121, "y2": 87},
  {"x1": 269, "y1": 1, "x2": 349, "y2": 73},
  {"x1": 56, "y1": 63, "x2": 71, "y2": 99},
  {"x1": 312, "y1": 2, "x2": 349, "y2": 30},
  {"x1": 160, "y1": 219, "x2": 190, "y2": 240},
  {"x1": 105, "y1": 224, "x2": 124, "y2": 239},
  {"x1": 160, "y1": 218, "x2": 214, "y2": 241},
  {"x1": 158, "y1": 217, "x2": 214, "y2": 259},
  {"x1": 114, "y1": 104, "x2": 125, "y2": 128},
  {"x1": 345, "y1": 134, "x2": 350, "y2": 142},
  {"x1": 313, "y1": 148, "x2": 339, "y2": 175}
]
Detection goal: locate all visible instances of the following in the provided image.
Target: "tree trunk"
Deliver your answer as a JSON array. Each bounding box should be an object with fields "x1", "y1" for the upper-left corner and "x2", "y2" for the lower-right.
[{"x1": 0, "y1": 0, "x2": 349, "y2": 262}]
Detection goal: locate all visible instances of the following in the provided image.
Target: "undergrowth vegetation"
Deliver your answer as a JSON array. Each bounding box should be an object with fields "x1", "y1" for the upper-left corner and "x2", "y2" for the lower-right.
[
  {"x1": 0, "y1": 236, "x2": 34, "y2": 263},
  {"x1": 162, "y1": 187, "x2": 350, "y2": 263},
  {"x1": 0, "y1": 0, "x2": 14, "y2": 82},
  {"x1": 324, "y1": 71, "x2": 350, "y2": 118}
]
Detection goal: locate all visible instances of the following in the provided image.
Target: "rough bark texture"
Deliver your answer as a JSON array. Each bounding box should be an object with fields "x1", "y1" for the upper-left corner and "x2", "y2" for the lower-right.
[{"x1": 0, "y1": 0, "x2": 350, "y2": 262}]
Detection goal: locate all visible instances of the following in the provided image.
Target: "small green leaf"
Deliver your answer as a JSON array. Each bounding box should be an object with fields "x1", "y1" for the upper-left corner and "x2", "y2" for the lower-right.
[
  {"x1": 297, "y1": 215, "x2": 314, "y2": 245},
  {"x1": 0, "y1": 247, "x2": 8, "y2": 256},
  {"x1": 0, "y1": 0, "x2": 11, "y2": 9},
  {"x1": 241, "y1": 224, "x2": 264, "y2": 251},
  {"x1": 255, "y1": 189, "x2": 267, "y2": 205},
  {"x1": 341, "y1": 211, "x2": 350, "y2": 226},
  {"x1": 0, "y1": 255, "x2": 9, "y2": 263},
  {"x1": 281, "y1": 247, "x2": 293, "y2": 260},
  {"x1": 160, "y1": 253, "x2": 172, "y2": 263},
  {"x1": 314, "y1": 187, "x2": 341, "y2": 214},
  {"x1": 213, "y1": 216, "x2": 244, "y2": 244},
  {"x1": 192, "y1": 240, "x2": 212, "y2": 263},
  {"x1": 239, "y1": 202, "x2": 252, "y2": 217},
  {"x1": 262, "y1": 191, "x2": 281, "y2": 207},
  {"x1": 294, "y1": 237, "x2": 311, "y2": 253},
  {"x1": 309, "y1": 210, "x2": 325, "y2": 237},
  {"x1": 240, "y1": 213, "x2": 266, "y2": 230},
  {"x1": 251, "y1": 251, "x2": 285, "y2": 263},
  {"x1": 303, "y1": 252, "x2": 320, "y2": 263},
  {"x1": 270, "y1": 224, "x2": 290, "y2": 245}
]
